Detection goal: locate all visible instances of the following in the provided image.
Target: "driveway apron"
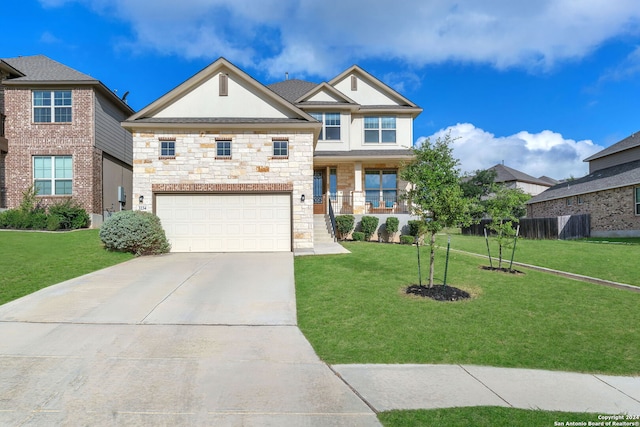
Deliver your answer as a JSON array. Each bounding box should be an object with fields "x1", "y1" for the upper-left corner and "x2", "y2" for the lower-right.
[{"x1": 0, "y1": 253, "x2": 379, "y2": 426}]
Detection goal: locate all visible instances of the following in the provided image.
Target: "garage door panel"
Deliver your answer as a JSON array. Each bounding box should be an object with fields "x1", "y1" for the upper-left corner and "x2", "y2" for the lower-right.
[{"x1": 156, "y1": 193, "x2": 291, "y2": 253}]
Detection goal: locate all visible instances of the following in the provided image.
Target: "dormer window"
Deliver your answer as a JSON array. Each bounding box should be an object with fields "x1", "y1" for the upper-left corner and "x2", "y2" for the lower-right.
[
  {"x1": 310, "y1": 112, "x2": 340, "y2": 140},
  {"x1": 365, "y1": 116, "x2": 396, "y2": 143}
]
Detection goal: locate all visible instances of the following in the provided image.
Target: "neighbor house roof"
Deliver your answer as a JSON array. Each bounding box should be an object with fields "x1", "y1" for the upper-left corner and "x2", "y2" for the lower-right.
[
  {"x1": 527, "y1": 159, "x2": 640, "y2": 204},
  {"x1": 1, "y1": 54, "x2": 134, "y2": 114},
  {"x1": 583, "y1": 131, "x2": 640, "y2": 162},
  {"x1": 489, "y1": 163, "x2": 552, "y2": 187}
]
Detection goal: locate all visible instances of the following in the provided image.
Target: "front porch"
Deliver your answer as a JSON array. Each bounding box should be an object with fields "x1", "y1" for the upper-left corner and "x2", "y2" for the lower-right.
[{"x1": 314, "y1": 192, "x2": 409, "y2": 215}]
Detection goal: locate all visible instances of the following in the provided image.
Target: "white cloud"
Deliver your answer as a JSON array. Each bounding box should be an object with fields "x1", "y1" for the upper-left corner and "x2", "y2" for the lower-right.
[
  {"x1": 40, "y1": 0, "x2": 640, "y2": 78},
  {"x1": 421, "y1": 123, "x2": 603, "y2": 180}
]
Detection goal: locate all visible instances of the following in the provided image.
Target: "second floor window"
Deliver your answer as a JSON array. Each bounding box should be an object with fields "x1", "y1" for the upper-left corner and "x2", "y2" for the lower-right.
[
  {"x1": 216, "y1": 140, "x2": 232, "y2": 158},
  {"x1": 33, "y1": 90, "x2": 72, "y2": 123},
  {"x1": 365, "y1": 116, "x2": 396, "y2": 143},
  {"x1": 310, "y1": 112, "x2": 341, "y2": 140}
]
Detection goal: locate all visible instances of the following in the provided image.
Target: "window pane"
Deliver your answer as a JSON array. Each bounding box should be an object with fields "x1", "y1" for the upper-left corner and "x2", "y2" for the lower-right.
[
  {"x1": 54, "y1": 91, "x2": 72, "y2": 106},
  {"x1": 55, "y1": 180, "x2": 72, "y2": 195},
  {"x1": 34, "y1": 108, "x2": 51, "y2": 123},
  {"x1": 35, "y1": 180, "x2": 51, "y2": 195},
  {"x1": 365, "y1": 171, "x2": 381, "y2": 190},
  {"x1": 365, "y1": 190, "x2": 379, "y2": 204},
  {"x1": 364, "y1": 117, "x2": 379, "y2": 129},
  {"x1": 55, "y1": 156, "x2": 72, "y2": 178},
  {"x1": 33, "y1": 91, "x2": 51, "y2": 107},
  {"x1": 381, "y1": 171, "x2": 396, "y2": 189},
  {"x1": 325, "y1": 126, "x2": 340, "y2": 140},
  {"x1": 325, "y1": 113, "x2": 340, "y2": 126},
  {"x1": 381, "y1": 130, "x2": 396, "y2": 143},
  {"x1": 217, "y1": 141, "x2": 231, "y2": 157},
  {"x1": 310, "y1": 113, "x2": 322, "y2": 122},
  {"x1": 274, "y1": 141, "x2": 288, "y2": 156},
  {"x1": 161, "y1": 141, "x2": 175, "y2": 156},
  {"x1": 329, "y1": 169, "x2": 337, "y2": 195},
  {"x1": 382, "y1": 190, "x2": 397, "y2": 201},
  {"x1": 364, "y1": 130, "x2": 379, "y2": 143},
  {"x1": 34, "y1": 157, "x2": 52, "y2": 179},
  {"x1": 54, "y1": 107, "x2": 72, "y2": 122},
  {"x1": 381, "y1": 117, "x2": 395, "y2": 129}
]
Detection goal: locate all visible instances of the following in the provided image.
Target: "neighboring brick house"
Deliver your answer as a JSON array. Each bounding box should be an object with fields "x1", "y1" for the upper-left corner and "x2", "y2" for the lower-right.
[
  {"x1": 0, "y1": 55, "x2": 134, "y2": 225},
  {"x1": 527, "y1": 132, "x2": 640, "y2": 237},
  {"x1": 487, "y1": 163, "x2": 554, "y2": 196},
  {"x1": 122, "y1": 57, "x2": 421, "y2": 252}
]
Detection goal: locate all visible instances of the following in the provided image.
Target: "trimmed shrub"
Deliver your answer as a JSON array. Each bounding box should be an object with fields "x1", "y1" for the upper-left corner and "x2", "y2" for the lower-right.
[
  {"x1": 48, "y1": 199, "x2": 90, "y2": 230},
  {"x1": 0, "y1": 209, "x2": 31, "y2": 229},
  {"x1": 100, "y1": 210, "x2": 171, "y2": 256},
  {"x1": 408, "y1": 219, "x2": 427, "y2": 237},
  {"x1": 385, "y1": 216, "x2": 399, "y2": 241},
  {"x1": 29, "y1": 210, "x2": 48, "y2": 230},
  {"x1": 400, "y1": 235, "x2": 416, "y2": 245},
  {"x1": 335, "y1": 215, "x2": 355, "y2": 240},
  {"x1": 360, "y1": 215, "x2": 379, "y2": 241},
  {"x1": 47, "y1": 215, "x2": 62, "y2": 231},
  {"x1": 352, "y1": 231, "x2": 365, "y2": 241}
]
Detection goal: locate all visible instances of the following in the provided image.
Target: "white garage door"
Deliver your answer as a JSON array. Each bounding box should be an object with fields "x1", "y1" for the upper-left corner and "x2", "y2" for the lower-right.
[{"x1": 156, "y1": 193, "x2": 291, "y2": 252}]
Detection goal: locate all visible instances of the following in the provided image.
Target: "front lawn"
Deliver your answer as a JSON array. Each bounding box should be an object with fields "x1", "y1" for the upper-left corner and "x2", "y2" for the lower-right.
[
  {"x1": 437, "y1": 233, "x2": 640, "y2": 286},
  {"x1": 0, "y1": 229, "x2": 133, "y2": 305},
  {"x1": 294, "y1": 241, "x2": 640, "y2": 375}
]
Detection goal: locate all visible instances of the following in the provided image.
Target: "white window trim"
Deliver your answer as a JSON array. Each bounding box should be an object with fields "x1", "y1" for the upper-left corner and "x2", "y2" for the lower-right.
[
  {"x1": 311, "y1": 112, "x2": 341, "y2": 141},
  {"x1": 33, "y1": 155, "x2": 73, "y2": 196},
  {"x1": 272, "y1": 139, "x2": 289, "y2": 159},
  {"x1": 33, "y1": 90, "x2": 72, "y2": 123},
  {"x1": 364, "y1": 116, "x2": 396, "y2": 144}
]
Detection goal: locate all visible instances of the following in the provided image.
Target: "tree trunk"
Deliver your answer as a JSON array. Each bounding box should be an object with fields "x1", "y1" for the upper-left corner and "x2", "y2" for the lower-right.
[{"x1": 428, "y1": 231, "x2": 436, "y2": 288}]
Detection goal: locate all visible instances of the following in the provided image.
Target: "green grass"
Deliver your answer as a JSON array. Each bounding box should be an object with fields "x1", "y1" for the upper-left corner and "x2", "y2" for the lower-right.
[
  {"x1": 0, "y1": 229, "x2": 133, "y2": 305},
  {"x1": 294, "y1": 241, "x2": 640, "y2": 375},
  {"x1": 435, "y1": 233, "x2": 640, "y2": 286},
  {"x1": 378, "y1": 407, "x2": 602, "y2": 427}
]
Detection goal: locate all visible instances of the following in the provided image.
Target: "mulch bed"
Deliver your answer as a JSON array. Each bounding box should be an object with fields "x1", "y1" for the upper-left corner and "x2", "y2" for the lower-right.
[
  {"x1": 481, "y1": 266, "x2": 524, "y2": 275},
  {"x1": 406, "y1": 284, "x2": 471, "y2": 302}
]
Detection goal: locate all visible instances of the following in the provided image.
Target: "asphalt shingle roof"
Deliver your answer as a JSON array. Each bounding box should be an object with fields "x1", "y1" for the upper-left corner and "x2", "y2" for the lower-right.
[
  {"x1": 489, "y1": 163, "x2": 552, "y2": 186},
  {"x1": 1, "y1": 55, "x2": 96, "y2": 82},
  {"x1": 584, "y1": 131, "x2": 640, "y2": 162},
  {"x1": 527, "y1": 159, "x2": 640, "y2": 204},
  {"x1": 126, "y1": 117, "x2": 312, "y2": 124},
  {"x1": 267, "y1": 79, "x2": 318, "y2": 103}
]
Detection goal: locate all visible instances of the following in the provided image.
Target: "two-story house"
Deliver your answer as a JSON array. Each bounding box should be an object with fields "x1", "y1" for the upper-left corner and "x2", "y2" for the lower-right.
[
  {"x1": 527, "y1": 131, "x2": 640, "y2": 237},
  {"x1": 0, "y1": 55, "x2": 134, "y2": 225},
  {"x1": 123, "y1": 57, "x2": 421, "y2": 253}
]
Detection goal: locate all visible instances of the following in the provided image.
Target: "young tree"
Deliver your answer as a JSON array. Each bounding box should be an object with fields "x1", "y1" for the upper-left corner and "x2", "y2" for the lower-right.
[
  {"x1": 400, "y1": 134, "x2": 472, "y2": 287},
  {"x1": 484, "y1": 185, "x2": 530, "y2": 268},
  {"x1": 460, "y1": 168, "x2": 498, "y2": 221}
]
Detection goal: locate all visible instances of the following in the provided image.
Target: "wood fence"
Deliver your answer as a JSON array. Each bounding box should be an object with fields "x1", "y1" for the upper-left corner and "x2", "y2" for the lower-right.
[{"x1": 462, "y1": 214, "x2": 590, "y2": 240}]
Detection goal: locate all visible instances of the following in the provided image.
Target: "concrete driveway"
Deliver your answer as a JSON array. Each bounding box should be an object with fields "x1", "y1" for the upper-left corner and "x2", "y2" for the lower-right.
[{"x1": 0, "y1": 253, "x2": 379, "y2": 426}]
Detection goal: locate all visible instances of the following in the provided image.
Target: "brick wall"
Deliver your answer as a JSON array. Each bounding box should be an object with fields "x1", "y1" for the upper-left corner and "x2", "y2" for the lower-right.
[
  {"x1": 527, "y1": 185, "x2": 640, "y2": 236},
  {"x1": 132, "y1": 130, "x2": 315, "y2": 250},
  {"x1": 4, "y1": 87, "x2": 103, "y2": 215}
]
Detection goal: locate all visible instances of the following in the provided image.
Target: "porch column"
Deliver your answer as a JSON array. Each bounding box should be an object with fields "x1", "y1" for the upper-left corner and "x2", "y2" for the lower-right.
[{"x1": 353, "y1": 162, "x2": 365, "y2": 214}]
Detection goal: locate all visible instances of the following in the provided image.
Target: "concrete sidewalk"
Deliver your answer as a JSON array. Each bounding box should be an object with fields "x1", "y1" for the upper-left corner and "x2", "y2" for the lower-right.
[{"x1": 333, "y1": 364, "x2": 640, "y2": 415}]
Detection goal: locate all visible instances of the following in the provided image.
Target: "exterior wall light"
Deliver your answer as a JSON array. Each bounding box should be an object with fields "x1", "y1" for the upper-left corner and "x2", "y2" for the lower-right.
[
  {"x1": 300, "y1": 194, "x2": 305, "y2": 202},
  {"x1": 139, "y1": 195, "x2": 144, "y2": 203}
]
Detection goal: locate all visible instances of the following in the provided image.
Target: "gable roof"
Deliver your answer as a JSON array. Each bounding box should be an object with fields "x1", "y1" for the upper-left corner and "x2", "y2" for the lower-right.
[
  {"x1": 1, "y1": 55, "x2": 133, "y2": 115},
  {"x1": 584, "y1": 131, "x2": 640, "y2": 162},
  {"x1": 296, "y1": 82, "x2": 358, "y2": 106},
  {"x1": 126, "y1": 57, "x2": 317, "y2": 128},
  {"x1": 527, "y1": 159, "x2": 640, "y2": 204},
  {"x1": 489, "y1": 164, "x2": 552, "y2": 187},
  {"x1": 267, "y1": 79, "x2": 318, "y2": 104}
]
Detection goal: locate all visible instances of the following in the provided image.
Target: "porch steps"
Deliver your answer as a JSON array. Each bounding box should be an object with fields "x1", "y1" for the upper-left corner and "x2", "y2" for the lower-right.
[{"x1": 313, "y1": 214, "x2": 335, "y2": 243}]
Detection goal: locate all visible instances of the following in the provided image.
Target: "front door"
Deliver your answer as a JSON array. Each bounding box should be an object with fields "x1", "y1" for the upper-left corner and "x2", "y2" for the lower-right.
[{"x1": 313, "y1": 170, "x2": 325, "y2": 214}]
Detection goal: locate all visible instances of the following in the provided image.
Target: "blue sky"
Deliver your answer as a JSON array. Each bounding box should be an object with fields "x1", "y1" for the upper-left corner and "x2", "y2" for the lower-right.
[{"x1": 5, "y1": 0, "x2": 640, "y2": 179}]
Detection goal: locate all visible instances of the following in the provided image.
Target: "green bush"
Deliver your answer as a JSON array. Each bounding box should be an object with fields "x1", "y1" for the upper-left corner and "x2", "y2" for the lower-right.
[
  {"x1": 99, "y1": 210, "x2": 171, "y2": 256},
  {"x1": 400, "y1": 235, "x2": 416, "y2": 245},
  {"x1": 385, "y1": 216, "x2": 399, "y2": 241},
  {"x1": 29, "y1": 210, "x2": 48, "y2": 230},
  {"x1": 408, "y1": 219, "x2": 427, "y2": 237},
  {"x1": 352, "y1": 231, "x2": 365, "y2": 241},
  {"x1": 48, "y1": 199, "x2": 90, "y2": 230},
  {"x1": 47, "y1": 215, "x2": 62, "y2": 231},
  {"x1": 335, "y1": 215, "x2": 355, "y2": 240},
  {"x1": 0, "y1": 209, "x2": 32, "y2": 229},
  {"x1": 360, "y1": 215, "x2": 379, "y2": 241}
]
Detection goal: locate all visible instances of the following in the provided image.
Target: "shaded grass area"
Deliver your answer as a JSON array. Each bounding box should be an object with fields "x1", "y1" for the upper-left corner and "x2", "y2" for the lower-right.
[
  {"x1": 295, "y1": 242, "x2": 640, "y2": 375},
  {"x1": 378, "y1": 407, "x2": 601, "y2": 427},
  {"x1": 0, "y1": 230, "x2": 133, "y2": 305},
  {"x1": 436, "y1": 233, "x2": 640, "y2": 286}
]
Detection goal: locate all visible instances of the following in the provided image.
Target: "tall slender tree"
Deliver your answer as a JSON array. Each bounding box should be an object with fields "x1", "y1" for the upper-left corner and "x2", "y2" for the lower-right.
[{"x1": 401, "y1": 134, "x2": 472, "y2": 287}]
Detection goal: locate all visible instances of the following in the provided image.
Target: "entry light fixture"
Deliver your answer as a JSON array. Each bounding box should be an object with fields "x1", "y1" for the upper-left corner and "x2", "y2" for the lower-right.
[
  {"x1": 300, "y1": 194, "x2": 305, "y2": 202},
  {"x1": 138, "y1": 195, "x2": 144, "y2": 203}
]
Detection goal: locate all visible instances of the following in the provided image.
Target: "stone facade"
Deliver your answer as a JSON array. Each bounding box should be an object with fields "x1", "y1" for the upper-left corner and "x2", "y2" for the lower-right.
[
  {"x1": 132, "y1": 130, "x2": 315, "y2": 249},
  {"x1": 527, "y1": 185, "x2": 640, "y2": 237},
  {"x1": 3, "y1": 87, "x2": 104, "y2": 217}
]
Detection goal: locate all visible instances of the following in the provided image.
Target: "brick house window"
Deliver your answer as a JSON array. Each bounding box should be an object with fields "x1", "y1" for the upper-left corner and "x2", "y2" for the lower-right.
[
  {"x1": 364, "y1": 116, "x2": 396, "y2": 143},
  {"x1": 310, "y1": 112, "x2": 340, "y2": 140},
  {"x1": 566, "y1": 198, "x2": 573, "y2": 206},
  {"x1": 273, "y1": 139, "x2": 288, "y2": 158},
  {"x1": 33, "y1": 155, "x2": 72, "y2": 195},
  {"x1": 33, "y1": 90, "x2": 72, "y2": 123},
  {"x1": 635, "y1": 187, "x2": 640, "y2": 215},
  {"x1": 160, "y1": 140, "x2": 175, "y2": 157},
  {"x1": 216, "y1": 140, "x2": 231, "y2": 159}
]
